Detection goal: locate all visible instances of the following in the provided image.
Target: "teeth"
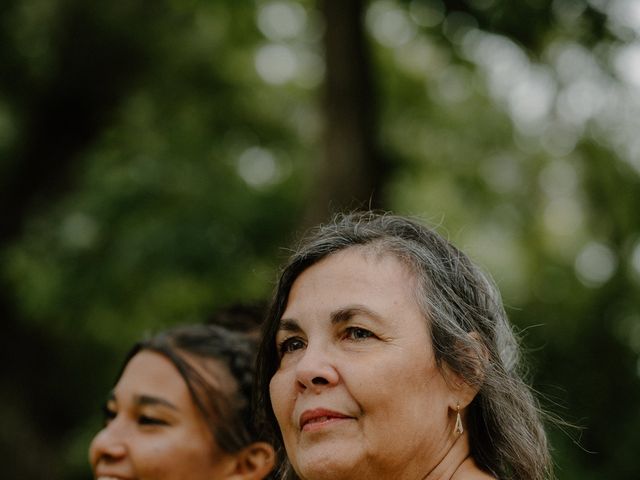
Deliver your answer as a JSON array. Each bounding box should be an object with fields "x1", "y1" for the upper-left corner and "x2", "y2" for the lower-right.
[{"x1": 309, "y1": 416, "x2": 330, "y2": 424}]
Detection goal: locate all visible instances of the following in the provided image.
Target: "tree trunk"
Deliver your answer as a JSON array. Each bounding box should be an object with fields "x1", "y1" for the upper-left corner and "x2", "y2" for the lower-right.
[{"x1": 304, "y1": 0, "x2": 387, "y2": 228}]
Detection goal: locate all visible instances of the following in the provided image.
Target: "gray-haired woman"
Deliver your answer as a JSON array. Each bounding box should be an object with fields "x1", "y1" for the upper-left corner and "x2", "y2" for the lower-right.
[{"x1": 255, "y1": 212, "x2": 551, "y2": 480}]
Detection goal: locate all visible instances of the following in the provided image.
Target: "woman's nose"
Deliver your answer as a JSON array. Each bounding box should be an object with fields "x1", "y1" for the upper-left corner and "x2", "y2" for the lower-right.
[
  {"x1": 89, "y1": 420, "x2": 128, "y2": 466},
  {"x1": 294, "y1": 343, "x2": 339, "y2": 392}
]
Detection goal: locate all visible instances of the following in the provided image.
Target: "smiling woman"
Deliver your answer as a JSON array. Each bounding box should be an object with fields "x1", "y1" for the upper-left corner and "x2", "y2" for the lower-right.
[
  {"x1": 89, "y1": 324, "x2": 275, "y2": 480},
  {"x1": 255, "y1": 212, "x2": 553, "y2": 480}
]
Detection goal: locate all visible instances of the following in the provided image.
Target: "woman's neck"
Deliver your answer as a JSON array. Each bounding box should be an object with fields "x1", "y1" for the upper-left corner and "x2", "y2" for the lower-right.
[
  {"x1": 423, "y1": 432, "x2": 470, "y2": 480},
  {"x1": 424, "y1": 433, "x2": 495, "y2": 480}
]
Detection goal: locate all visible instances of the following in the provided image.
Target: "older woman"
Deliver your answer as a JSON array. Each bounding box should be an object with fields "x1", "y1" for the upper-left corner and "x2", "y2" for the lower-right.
[
  {"x1": 255, "y1": 212, "x2": 552, "y2": 480},
  {"x1": 90, "y1": 324, "x2": 275, "y2": 480}
]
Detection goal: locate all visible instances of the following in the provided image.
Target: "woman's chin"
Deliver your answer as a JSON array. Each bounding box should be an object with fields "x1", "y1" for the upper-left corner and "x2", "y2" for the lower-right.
[
  {"x1": 292, "y1": 447, "x2": 365, "y2": 480},
  {"x1": 297, "y1": 463, "x2": 361, "y2": 480}
]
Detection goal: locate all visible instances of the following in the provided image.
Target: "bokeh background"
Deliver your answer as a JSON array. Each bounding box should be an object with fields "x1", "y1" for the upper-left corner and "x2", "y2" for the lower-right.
[{"x1": 2, "y1": 0, "x2": 640, "y2": 478}]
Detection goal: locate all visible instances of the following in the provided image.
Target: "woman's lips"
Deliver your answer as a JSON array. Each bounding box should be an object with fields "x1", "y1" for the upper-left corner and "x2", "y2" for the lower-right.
[
  {"x1": 95, "y1": 473, "x2": 133, "y2": 480},
  {"x1": 299, "y1": 408, "x2": 353, "y2": 431}
]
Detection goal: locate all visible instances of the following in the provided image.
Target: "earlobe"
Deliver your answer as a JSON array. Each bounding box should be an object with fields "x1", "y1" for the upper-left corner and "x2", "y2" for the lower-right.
[
  {"x1": 443, "y1": 364, "x2": 480, "y2": 409},
  {"x1": 228, "y1": 441, "x2": 275, "y2": 480},
  {"x1": 443, "y1": 331, "x2": 488, "y2": 408}
]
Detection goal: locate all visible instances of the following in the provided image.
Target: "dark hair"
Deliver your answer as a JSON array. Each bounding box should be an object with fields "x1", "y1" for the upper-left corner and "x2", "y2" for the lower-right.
[
  {"x1": 121, "y1": 323, "x2": 262, "y2": 453},
  {"x1": 255, "y1": 211, "x2": 552, "y2": 480}
]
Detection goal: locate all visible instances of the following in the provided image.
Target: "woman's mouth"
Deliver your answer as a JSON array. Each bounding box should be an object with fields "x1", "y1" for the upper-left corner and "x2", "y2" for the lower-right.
[
  {"x1": 299, "y1": 408, "x2": 354, "y2": 431},
  {"x1": 95, "y1": 474, "x2": 132, "y2": 480}
]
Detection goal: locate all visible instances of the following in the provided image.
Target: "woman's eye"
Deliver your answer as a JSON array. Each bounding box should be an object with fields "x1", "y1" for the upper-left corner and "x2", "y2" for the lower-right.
[
  {"x1": 278, "y1": 337, "x2": 306, "y2": 355},
  {"x1": 138, "y1": 415, "x2": 168, "y2": 426},
  {"x1": 345, "y1": 327, "x2": 375, "y2": 341},
  {"x1": 102, "y1": 405, "x2": 116, "y2": 425}
]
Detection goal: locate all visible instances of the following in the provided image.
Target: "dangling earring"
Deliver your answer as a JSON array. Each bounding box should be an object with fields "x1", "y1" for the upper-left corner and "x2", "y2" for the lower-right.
[{"x1": 454, "y1": 404, "x2": 464, "y2": 435}]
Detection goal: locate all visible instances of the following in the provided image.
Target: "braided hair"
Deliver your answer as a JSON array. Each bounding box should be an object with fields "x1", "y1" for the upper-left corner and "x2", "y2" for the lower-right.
[{"x1": 121, "y1": 323, "x2": 263, "y2": 453}]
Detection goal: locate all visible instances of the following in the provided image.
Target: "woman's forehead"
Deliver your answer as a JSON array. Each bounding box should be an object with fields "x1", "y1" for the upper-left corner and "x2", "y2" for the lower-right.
[
  {"x1": 282, "y1": 249, "x2": 425, "y2": 328},
  {"x1": 115, "y1": 351, "x2": 192, "y2": 404},
  {"x1": 303, "y1": 245, "x2": 416, "y2": 282}
]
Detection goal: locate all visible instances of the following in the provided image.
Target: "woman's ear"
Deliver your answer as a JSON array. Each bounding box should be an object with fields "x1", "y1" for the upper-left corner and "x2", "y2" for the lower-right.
[
  {"x1": 228, "y1": 441, "x2": 275, "y2": 480},
  {"x1": 443, "y1": 331, "x2": 488, "y2": 408}
]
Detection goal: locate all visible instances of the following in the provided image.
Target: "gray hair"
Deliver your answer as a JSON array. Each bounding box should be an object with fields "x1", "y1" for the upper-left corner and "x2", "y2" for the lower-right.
[{"x1": 255, "y1": 211, "x2": 552, "y2": 480}]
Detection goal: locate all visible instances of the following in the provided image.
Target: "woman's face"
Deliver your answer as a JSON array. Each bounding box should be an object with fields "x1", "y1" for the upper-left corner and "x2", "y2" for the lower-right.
[
  {"x1": 270, "y1": 248, "x2": 459, "y2": 480},
  {"x1": 89, "y1": 350, "x2": 236, "y2": 480}
]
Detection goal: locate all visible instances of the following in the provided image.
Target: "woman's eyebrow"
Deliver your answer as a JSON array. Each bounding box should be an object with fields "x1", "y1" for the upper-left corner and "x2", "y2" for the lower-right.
[
  {"x1": 330, "y1": 305, "x2": 380, "y2": 325},
  {"x1": 134, "y1": 394, "x2": 178, "y2": 410},
  {"x1": 278, "y1": 306, "x2": 382, "y2": 329},
  {"x1": 277, "y1": 318, "x2": 301, "y2": 333}
]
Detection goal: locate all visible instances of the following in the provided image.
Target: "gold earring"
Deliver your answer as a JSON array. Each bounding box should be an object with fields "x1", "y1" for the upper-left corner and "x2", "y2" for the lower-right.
[{"x1": 454, "y1": 404, "x2": 464, "y2": 435}]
